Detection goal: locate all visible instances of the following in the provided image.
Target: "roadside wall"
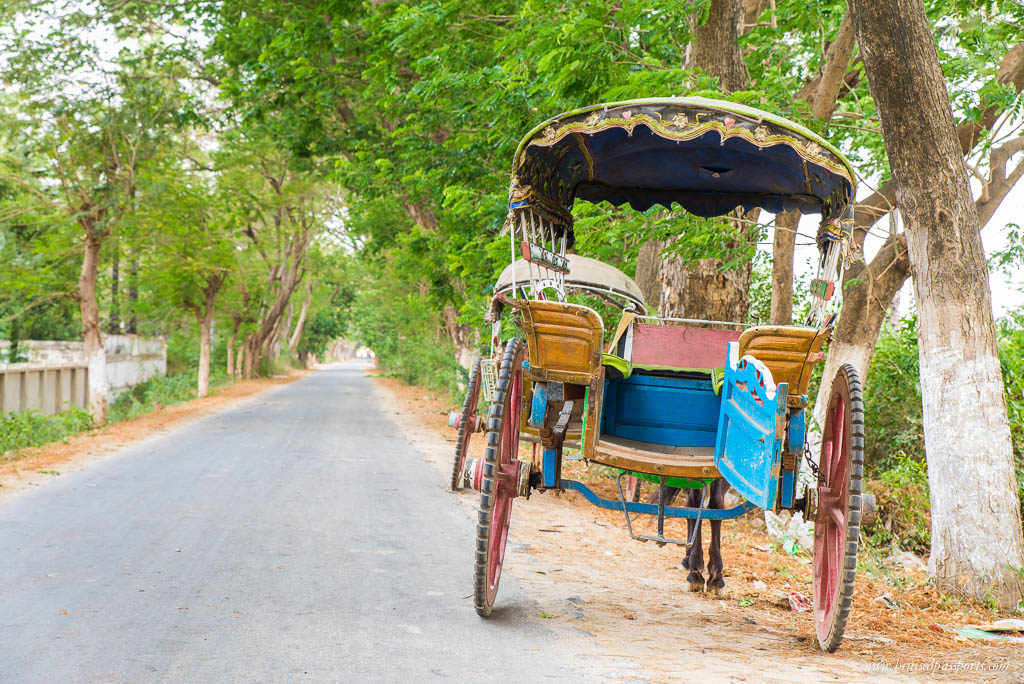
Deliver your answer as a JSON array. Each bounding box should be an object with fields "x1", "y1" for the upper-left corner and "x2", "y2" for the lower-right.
[{"x1": 0, "y1": 335, "x2": 167, "y2": 415}]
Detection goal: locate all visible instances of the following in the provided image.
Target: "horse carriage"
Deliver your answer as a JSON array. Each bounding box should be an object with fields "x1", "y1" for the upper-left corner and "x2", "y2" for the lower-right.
[{"x1": 461, "y1": 97, "x2": 864, "y2": 652}]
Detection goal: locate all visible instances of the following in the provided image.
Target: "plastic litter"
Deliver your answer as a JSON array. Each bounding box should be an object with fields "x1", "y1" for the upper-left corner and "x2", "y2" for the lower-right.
[
  {"x1": 764, "y1": 510, "x2": 814, "y2": 555},
  {"x1": 788, "y1": 591, "x2": 811, "y2": 612}
]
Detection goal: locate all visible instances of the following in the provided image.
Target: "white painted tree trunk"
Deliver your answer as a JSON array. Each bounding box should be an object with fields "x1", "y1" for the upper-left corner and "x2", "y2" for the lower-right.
[
  {"x1": 920, "y1": 350, "x2": 1023, "y2": 603},
  {"x1": 86, "y1": 342, "x2": 107, "y2": 425},
  {"x1": 812, "y1": 339, "x2": 874, "y2": 431},
  {"x1": 79, "y1": 231, "x2": 108, "y2": 426},
  {"x1": 850, "y1": 0, "x2": 1024, "y2": 607}
]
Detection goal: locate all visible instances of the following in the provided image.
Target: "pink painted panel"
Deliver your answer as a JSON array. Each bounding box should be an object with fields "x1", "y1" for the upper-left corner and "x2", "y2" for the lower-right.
[{"x1": 631, "y1": 324, "x2": 741, "y2": 369}]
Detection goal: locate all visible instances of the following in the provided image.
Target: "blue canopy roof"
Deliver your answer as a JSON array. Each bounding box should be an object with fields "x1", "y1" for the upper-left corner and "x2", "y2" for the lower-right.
[{"x1": 508, "y1": 97, "x2": 856, "y2": 244}]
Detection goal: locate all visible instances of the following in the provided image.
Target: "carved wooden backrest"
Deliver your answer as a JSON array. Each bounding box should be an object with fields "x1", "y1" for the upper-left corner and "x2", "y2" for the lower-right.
[
  {"x1": 736, "y1": 326, "x2": 827, "y2": 400},
  {"x1": 516, "y1": 300, "x2": 604, "y2": 385}
]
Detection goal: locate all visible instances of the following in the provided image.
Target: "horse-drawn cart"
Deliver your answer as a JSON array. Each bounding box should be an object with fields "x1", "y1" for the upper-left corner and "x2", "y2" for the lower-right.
[{"x1": 463, "y1": 97, "x2": 864, "y2": 652}]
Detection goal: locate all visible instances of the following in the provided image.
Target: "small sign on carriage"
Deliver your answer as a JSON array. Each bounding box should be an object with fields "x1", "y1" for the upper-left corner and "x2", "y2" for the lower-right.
[
  {"x1": 810, "y1": 278, "x2": 835, "y2": 301},
  {"x1": 520, "y1": 241, "x2": 570, "y2": 274}
]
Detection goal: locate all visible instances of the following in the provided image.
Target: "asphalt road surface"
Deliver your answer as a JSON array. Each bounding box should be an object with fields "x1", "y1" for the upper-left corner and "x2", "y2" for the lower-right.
[{"x1": 0, "y1": 363, "x2": 634, "y2": 683}]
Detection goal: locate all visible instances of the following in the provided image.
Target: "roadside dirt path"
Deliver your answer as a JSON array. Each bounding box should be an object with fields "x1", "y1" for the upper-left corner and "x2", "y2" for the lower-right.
[
  {"x1": 373, "y1": 373, "x2": 1023, "y2": 683},
  {"x1": 0, "y1": 372, "x2": 307, "y2": 500}
]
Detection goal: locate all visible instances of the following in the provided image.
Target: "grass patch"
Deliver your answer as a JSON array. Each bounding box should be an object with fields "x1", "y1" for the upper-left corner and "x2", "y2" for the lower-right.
[
  {"x1": 0, "y1": 408, "x2": 93, "y2": 460},
  {"x1": 108, "y1": 369, "x2": 229, "y2": 423}
]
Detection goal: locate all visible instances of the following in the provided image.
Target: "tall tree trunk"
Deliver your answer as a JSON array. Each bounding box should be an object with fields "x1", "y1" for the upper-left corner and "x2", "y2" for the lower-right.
[
  {"x1": 279, "y1": 300, "x2": 294, "y2": 355},
  {"x1": 197, "y1": 310, "x2": 213, "y2": 398},
  {"x1": 127, "y1": 257, "x2": 138, "y2": 334},
  {"x1": 813, "y1": 233, "x2": 911, "y2": 429},
  {"x1": 634, "y1": 239, "x2": 663, "y2": 311},
  {"x1": 646, "y1": 0, "x2": 753, "y2": 320},
  {"x1": 243, "y1": 335, "x2": 257, "y2": 378},
  {"x1": 79, "y1": 230, "x2": 107, "y2": 426},
  {"x1": 690, "y1": 0, "x2": 749, "y2": 92},
  {"x1": 288, "y1": 292, "x2": 312, "y2": 355},
  {"x1": 227, "y1": 315, "x2": 242, "y2": 380},
  {"x1": 850, "y1": 0, "x2": 1024, "y2": 608},
  {"x1": 194, "y1": 274, "x2": 225, "y2": 399},
  {"x1": 769, "y1": 210, "x2": 799, "y2": 325},
  {"x1": 814, "y1": 41, "x2": 1024, "y2": 417},
  {"x1": 442, "y1": 304, "x2": 479, "y2": 371},
  {"x1": 235, "y1": 338, "x2": 247, "y2": 379},
  {"x1": 108, "y1": 243, "x2": 120, "y2": 334}
]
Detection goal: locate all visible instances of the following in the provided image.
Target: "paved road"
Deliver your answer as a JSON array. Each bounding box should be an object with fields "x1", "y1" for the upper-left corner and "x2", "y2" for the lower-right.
[{"x1": 0, "y1": 364, "x2": 628, "y2": 683}]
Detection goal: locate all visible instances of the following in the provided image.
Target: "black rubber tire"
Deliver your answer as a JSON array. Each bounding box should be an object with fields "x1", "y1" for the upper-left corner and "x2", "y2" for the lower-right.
[
  {"x1": 473, "y1": 338, "x2": 524, "y2": 617},
  {"x1": 451, "y1": 358, "x2": 483, "y2": 491},
  {"x1": 813, "y1": 363, "x2": 864, "y2": 652}
]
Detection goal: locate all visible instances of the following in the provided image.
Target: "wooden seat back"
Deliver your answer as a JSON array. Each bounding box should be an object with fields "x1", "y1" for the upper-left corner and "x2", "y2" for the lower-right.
[
  {"x1": 513, "y1": 299, "x2": 604, "y2": 385},
  {"x1": 631, "y1": 323, "x2": 740, "y2": 370},
  {"x1": 736, "y1": 326, "x2": 827, "y2": 401}
]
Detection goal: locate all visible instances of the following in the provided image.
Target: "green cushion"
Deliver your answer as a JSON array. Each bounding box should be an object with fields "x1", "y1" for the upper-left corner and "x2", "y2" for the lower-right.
[{"x1": 601, "y1": 353, "x2": 631, "y2": 379}]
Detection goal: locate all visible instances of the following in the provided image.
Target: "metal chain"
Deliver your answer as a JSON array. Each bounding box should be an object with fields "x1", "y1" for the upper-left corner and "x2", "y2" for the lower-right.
[{"x1": 803, "y1": 443, "x2": 823, "y2": 485}]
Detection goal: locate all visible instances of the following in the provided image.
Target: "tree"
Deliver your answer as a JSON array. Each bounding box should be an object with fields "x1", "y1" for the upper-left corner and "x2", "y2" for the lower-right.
[
  {"x1": 849, "y1": 0, "x2": 1024, "y2": 608},
  {"x1": 813, "y1": 39, "x2": 1024, "y2": 429},
  {"x1": 0, "y1": 8, "x2": 199, "y2": 423},
  {"x1": 215, "y1": 131, "x2": 334, "y2": 377},
  {"x1": 137, "y1": 150, "x2": 234, "y2": 398}
]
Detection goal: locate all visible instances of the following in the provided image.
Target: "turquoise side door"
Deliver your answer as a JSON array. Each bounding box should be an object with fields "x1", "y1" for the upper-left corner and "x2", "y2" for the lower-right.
[{"x1": 714, "y1": 343, "x2": 789, "y2": 510}]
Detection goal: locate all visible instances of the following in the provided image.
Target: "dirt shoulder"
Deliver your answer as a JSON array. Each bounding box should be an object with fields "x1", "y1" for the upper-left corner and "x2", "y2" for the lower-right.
[
  {"x1": 0, "y1": 371, "x2": 308, "y2": 501},
  {"x1": 372, "y1": 373, "x2": 1023, "y2": 683}
]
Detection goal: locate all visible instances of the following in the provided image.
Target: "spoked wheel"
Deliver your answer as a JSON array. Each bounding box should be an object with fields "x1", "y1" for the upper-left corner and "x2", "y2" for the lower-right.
[
  {"x1": 813, "y1": 363, "x2": 864, "y2": 652},
  {"x1": 451, "y1": 358, "x2": 484, "y2": 491},
  {"x1": 474, "y1": 338, "x2": 524, "y2": 617}
]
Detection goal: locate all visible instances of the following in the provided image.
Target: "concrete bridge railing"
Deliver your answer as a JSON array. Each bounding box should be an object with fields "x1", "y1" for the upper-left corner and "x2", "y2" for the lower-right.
[{"x1": 0, "y1": 335, "x2": 166, "y2": 416}]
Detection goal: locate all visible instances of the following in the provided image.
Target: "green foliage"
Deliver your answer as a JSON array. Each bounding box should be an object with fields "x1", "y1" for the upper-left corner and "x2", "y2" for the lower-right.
[
  {"x1": 864, "y1": 452, "x2": 932, "y2": 555},
  {"x1": 860, "y1": 310, "x2": 1024, "y2": 549},
  {"x1": 998, "y1": 307, "x2": 1024, "y2": 518},
  {"x1": 0, "y1": 408, "x2": 93, "y2": 460},
  {"x1": 108, "y1": 368, "x2": 229, "y2": 423},
  {"x1": 863, "y1": 317, "x2": 924, "y2": 474},
  {"x1": 350, "y1": 263, "x2": 463, "y2": 400}
]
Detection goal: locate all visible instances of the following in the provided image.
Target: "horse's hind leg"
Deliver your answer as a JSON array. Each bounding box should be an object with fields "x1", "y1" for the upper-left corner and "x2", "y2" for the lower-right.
[
  {"x1": 705, "y1": 480, "x2": 727, "y2": 595},
  {"x1": 682, "y1": 488, "x2": 705, "y2": 592}
]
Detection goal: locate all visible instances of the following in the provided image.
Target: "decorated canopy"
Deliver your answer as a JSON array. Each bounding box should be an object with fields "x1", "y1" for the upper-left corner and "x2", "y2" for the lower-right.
[{"x1": 507, "y1": 97, "x2": 856, "y2": 247}]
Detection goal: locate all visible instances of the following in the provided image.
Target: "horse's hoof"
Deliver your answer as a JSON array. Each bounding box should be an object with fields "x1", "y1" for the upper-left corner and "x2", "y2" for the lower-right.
[
  {"x1": 688, "y1": 580, "x2": 705, "y2": 593},
  {"x1": 707, "y1": 578, "x2": 726, "y2": 596},
  {"x1": 686, "y1": 570, "x2": 705, "y2": 592}
]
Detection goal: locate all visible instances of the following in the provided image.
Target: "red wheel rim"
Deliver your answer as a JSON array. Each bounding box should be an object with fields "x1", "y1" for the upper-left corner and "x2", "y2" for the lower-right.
[
  {"x1": 814, "y1": 380, "x2": 849, "y2": 639},
  {"x1": 484, "y1": 356, "x2": 522, "y2": 604}
]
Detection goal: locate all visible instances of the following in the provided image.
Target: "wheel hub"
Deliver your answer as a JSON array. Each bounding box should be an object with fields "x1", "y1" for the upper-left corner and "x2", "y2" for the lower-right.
[{"x1": 804, "y1": 486, "x2": 817, "y2": 524}]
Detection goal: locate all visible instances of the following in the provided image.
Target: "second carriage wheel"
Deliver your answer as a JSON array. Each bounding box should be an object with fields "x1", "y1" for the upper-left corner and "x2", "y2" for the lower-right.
[
  {"x1": 474, "y1": 338, "x2": 524, "y2": 617},
  {"x1": 450, "y1": 358, "x2": 483, "y2": 491},
  {"x1": 813, "y1": 363, "x2": 865, "y2": 652}
]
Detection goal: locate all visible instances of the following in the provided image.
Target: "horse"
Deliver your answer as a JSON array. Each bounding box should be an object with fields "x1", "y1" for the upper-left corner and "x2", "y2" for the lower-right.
[{"x1": 651, "y1": 479, "x2": 729, "y2": 594}]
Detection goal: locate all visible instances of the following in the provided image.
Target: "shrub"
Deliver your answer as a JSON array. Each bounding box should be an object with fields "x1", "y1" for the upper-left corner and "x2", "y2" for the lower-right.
[
  {"x1": 107, "y1": 369, "x2": 227, "y2": 423},
  {"x1": 863, "y1": 452, "x2": 932, "y2": 555},
  {"x1": 863, "y1": 316, "x2": 924, "y2": 475},
  {"x1": 0, "y1": 408, "x2": 93, "y2": 459}
]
